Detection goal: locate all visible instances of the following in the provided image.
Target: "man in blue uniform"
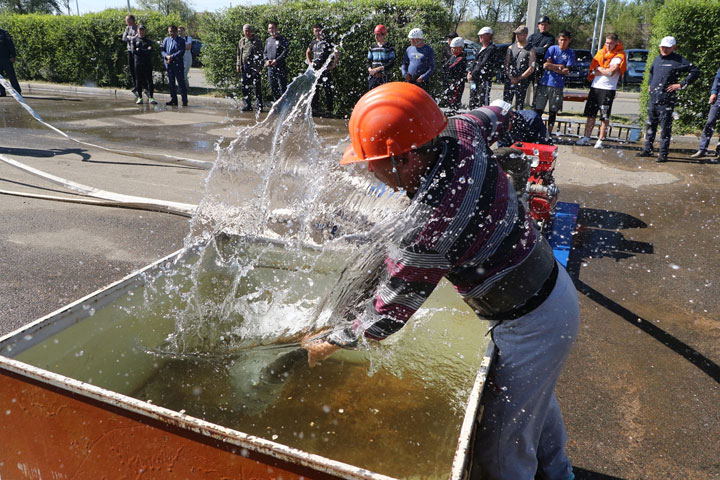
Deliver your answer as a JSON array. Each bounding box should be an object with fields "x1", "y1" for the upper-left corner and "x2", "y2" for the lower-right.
[
  {"x1": 161, "y1": 25, "x2": 188, "y2": 107},
  {"x1": 637, "y1": 36, "x2": 698, "y2": 163},
  {"x1": 691, "y1": 66, "x2": 720, "y2": 160},
  {"x1": 264, "y1": 22, "x2": 290, "y2": 102}
]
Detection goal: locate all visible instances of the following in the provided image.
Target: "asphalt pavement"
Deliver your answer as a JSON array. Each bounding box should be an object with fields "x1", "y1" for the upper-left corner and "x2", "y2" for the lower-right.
[{"x1": 0, "y1": 81, "x2": 718, "y2": 479}]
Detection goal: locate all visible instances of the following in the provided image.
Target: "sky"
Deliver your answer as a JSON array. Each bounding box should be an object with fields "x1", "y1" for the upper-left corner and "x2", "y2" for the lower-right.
[{"x1": 75, "y1": 0, "x2": 264, "y2": 15}]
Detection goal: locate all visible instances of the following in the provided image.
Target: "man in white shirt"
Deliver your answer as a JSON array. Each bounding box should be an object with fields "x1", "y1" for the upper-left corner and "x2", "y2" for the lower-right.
[{"x1": 576, "y1": 34, "x2": 626, "y2": 149}]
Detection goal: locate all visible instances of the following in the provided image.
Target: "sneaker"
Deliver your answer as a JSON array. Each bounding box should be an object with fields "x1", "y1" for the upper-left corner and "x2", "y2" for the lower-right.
[
  {"x1": 636, "y1": 149, "x2": 654, "y2": 157},
  {"x1": 135, "y1": 97, "x2": 143, "y2": 105},
  {"x1": 656, "y1": 154, "x2": 668, "y2": 163},
  {"x1": 241, "y1": 105, "x2": 253, "y2": 112},
  {"x1": 575, "y1": 136, "x2": 591, "y2": 146},
  {"x1": 690, "y1": 149, "x2": 707, "y2": 159},
  {"x1": 149, "y1": 97, "x2": 158, "y2": 105},
  {"x1": 182, "y1": 101, "x2": 188, "y2": 106},
  {"x1": 594, "y1": 139, "x2": 605, "y2": 149},
  {"x1": 166, "y1": 100, "x2": 178, "y2": 106}
]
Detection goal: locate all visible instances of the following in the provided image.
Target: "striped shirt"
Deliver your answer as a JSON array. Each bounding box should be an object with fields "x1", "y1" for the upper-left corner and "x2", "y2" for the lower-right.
[{"x1": 360, "y1": 109, "x2": 538, "y2": 340}]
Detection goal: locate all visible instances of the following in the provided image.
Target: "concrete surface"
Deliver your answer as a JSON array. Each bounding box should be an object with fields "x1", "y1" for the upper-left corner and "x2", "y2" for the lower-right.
[{"x1": 0, "y1": 84, "x2": 718, "y2": 479}]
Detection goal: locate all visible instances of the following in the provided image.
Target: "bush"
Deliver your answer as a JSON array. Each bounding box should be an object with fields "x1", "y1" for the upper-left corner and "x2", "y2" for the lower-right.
[
  {"x1": 200, "y1": 0, "x2": 451, "y2": 115},
  {"x1": 640, "y1": 0, "x2": 720, "y2": 132},
  {"x1": 0, "y1": 10, "x2": 181, "y2": 88}
]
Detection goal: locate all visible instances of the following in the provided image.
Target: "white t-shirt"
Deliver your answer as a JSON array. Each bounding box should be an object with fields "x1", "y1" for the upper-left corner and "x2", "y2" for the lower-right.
[{"x1": 591, "y1": 56, "x2": 622, "y2": 90}]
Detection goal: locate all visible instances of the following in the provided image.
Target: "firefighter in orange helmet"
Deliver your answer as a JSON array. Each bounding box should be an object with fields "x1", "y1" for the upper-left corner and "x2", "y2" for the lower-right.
[{"x1": 303, "y1": 82, "x2": 579, "y2": 480}]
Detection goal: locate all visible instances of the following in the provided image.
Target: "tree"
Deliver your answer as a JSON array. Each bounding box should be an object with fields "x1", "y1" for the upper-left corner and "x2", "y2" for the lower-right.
[
  {"x1": 136, "y1": 0, "x2": 193, "y2": 21},
  {"x1": 0, "y1": 0, "x2": 62, "y2": 14}
]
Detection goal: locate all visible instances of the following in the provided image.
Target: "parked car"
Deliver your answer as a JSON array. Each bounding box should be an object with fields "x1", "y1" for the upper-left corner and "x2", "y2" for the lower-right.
[
  {"x1": 462, "y1": 40, "x2": 510, "y2": 83},
  {"x1": 191, "y1": 39, "x2": 203, "y2": 67},
  {"x1": 622, "y1": 49, "x2": 648, "y2": 86},
  {"x1": 566, "y1": 49, "x2": 591, "y2": 87}
]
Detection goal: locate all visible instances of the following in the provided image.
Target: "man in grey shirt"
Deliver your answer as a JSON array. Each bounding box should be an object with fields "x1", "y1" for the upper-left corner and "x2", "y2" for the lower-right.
[{"x1": 122, "y1": 14, "x2": 139, "y2": 94}]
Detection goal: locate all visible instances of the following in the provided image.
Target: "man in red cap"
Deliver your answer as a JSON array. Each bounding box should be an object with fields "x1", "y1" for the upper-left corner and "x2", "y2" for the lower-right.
[
  {"x1": 367, "y1": 24, "x2": 396, "y2": 90},
  {"x1": 304, "y1": 83, "x2": 580, "y2": 480}
]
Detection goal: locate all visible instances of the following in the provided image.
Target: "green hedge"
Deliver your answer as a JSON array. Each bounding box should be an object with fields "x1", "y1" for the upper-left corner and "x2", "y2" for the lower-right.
[
  {"x1": 200, "y1": 0, "x2": 451, "y2": 115},
  {"x1": 640, "y1": 0, "x2": 720, "y2": 132},
  {"x1": 0, "y1": 10, "x2": 181, "y2": 88}
]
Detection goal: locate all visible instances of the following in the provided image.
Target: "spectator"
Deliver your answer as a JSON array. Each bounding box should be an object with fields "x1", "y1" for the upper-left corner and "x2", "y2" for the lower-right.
[
  {"x1": 503, "y1": 25, "x2": 536, "y2": 110},
  {"x1": 527, "y1": 16, "x2": 555, "y2": 103},
  {"x1": 691, "y1": 65, "x2": 720, "y2": 159},
  {"x1": 576, "y1": 33, "x2": 627, "y2": 149},
  {"x1": 161, "y1": 25, "x2": 188, "y2": 107},
  {"x1": 637, "y1": 36, "x2": 699, "y2": 163},
  {"x1": 467, "y1": 26, "x2": 498, "y2": 108},
  {"x1": 131, "y1": 25, "x2": 157, "y2": 105},
  {"x1": 401, "y1": 28, "x2": 434, "y2": 91},
  {"x1": 264, "y1": 21, "x2": 290, "y2": 102},
  {"x1": 534, "y1": 30, "x2": 575, "y2": 138},
  {"x1": 441, "y1": 36, "x2": 466, "y2": 111},
  {"x1": 367, "y1": 24, "x2": 396, "y2": 91},
  {"x1": 122, "y1": 15, "x2": 139, "y2": 95},
  {"x1": 306, "y1": 24, "x2": 339, "y2": 116},
  {"x1": 498, "y1": 109, "x2": 551, "y2": 147},
  {"x1": 237, "y1": 24, "x2": 264, "y2": 112},
  {"x1": 441, "y1": 32, "x2": 458, "y2": 63},
  {"x1": 0, "y1": 27, "x2": 21, "y2": 97},
  {"x1": 178, "y1": 26, "x2": 193, "y2": 90}
]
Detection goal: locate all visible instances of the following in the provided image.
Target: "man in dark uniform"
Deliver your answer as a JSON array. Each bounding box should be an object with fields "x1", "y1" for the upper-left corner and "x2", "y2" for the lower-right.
[
  {"x1": 306, "y1": 24, "x2": 338, "y2": 116},
  {"x1": 527, "y1": 16, "x2": 555, "y2": 103},
  {"x1": 264, "y1": 21, "x2": 290, "y2": 102},
  {"x1": 637, "y1": 36, "x2": 699, "y2": 163},
  {"x1": 0, "y1": 27, "x2": 21, "y2": 97},
  {"x1": 467, "y1": 26, "x2": 499, "y2": 108},
  {"x1": 131, "y1": 25, "x2": 157, "y2": 105},
  {"x1": 237, "y1": 24, "x2": 264, "y2": 112}
]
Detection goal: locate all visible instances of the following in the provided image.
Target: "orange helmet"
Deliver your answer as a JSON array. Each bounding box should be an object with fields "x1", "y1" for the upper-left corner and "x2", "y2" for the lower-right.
[{"x1": 341, "y1": 82, "x2": 448, "y2": 165}]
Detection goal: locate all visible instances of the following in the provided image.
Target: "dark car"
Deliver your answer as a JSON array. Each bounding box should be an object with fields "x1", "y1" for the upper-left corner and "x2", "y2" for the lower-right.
[
  {"x1": 463, "y1": 40, "x2": 510, "y2": 83},
  {"x1": 622, "y1": 49, "x2": 648, "y2": 86},
  {"x1": 191, "y1": 39, "x2": 203, "y2": 67},
  {"x1": 566, "y1": 49, "x2": 591, "y2": 87}
]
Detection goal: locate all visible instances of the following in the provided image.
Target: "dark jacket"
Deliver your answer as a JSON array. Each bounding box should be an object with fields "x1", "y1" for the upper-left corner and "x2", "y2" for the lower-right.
[
  {"x1": 264, "y1": 34, "x2": 289, "y2": 70},
  {"x1": 469, "y1": 43, "x2": 499, "y2": 83},
  {"x1": 648, "y1": 52, "x2": 699, "y2": 105},
  {"x1": 237, "y1": 35, "x2": 264, "y2": 72},
  {"x1": 0, "y1": 28, "x2": 17, "y2": 63},
  {"x1": 527, "y1": 31, "x2": 555, "y2": 63},
  {"x1": 132, "y1": 36, "x2": 154, "y2": 66}
]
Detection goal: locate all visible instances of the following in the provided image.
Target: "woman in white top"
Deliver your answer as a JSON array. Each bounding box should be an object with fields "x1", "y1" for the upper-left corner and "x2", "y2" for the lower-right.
[{"x1": 179, "y1": 26, "x2": 193, "y2": 90}]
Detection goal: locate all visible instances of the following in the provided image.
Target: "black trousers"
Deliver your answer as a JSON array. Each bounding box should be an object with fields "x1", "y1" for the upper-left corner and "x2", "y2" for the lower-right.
[
  {"x1": 312, "y1": 71, "x2": 333, "y2": 114},
  {"x1": 441, "y1": 80, "x2": 465, "y2": 110},
  {"x1": 267, "y1": 66, "x2": 287, "y2": 101},
  {"x1": 469, "y1": 79, "x2": 491, "y2": 109},
  {"x1": 644, "y1": 100, "x2": 675, "y2": 156},
  {"x1": 0, "y1": 59, "x2": 21, "y2": 96},
  {"x1": 134, "y1": 62, "x2": 153, "y2": 98},
  {"x1": 241, "y1": 65, "x2": 262, "y2": 109},
  {"x1": 503, "y1": 80, "x2": 530, "y2": 110}
]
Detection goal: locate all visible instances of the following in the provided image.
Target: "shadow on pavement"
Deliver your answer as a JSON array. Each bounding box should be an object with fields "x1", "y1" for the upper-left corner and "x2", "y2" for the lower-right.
[
  {"x1": 573, "y1": 466, "x2": 627, "y2": 479},
  {"x1": 0, "y1": 146, "x2": 90, "y2": 161},
  {"x1": 565, "y1": 207, "x2": 720, "y2": 385}
]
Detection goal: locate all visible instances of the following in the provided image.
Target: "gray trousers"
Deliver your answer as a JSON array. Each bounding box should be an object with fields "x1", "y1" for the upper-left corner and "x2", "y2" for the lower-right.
[
  {"x1": 473, "y1": 265, "x2": 579, "y2": 480},
  {"x1": 699, "y1": 98, "x2": 720, "y2": 151}
]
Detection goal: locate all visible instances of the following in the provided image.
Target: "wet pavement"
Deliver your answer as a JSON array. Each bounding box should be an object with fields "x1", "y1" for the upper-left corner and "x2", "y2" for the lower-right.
[{"x1": 0, "y1": 88, "x2": 719, "y2": 479}]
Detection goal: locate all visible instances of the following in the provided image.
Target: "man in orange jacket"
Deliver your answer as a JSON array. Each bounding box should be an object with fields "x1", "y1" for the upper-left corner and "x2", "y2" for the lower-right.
[{"x1": 575, "y1": 33, "x2": 626, "y2": 149}]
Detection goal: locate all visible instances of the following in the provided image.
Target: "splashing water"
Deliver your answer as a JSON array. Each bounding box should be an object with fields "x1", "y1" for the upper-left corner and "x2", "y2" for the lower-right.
[{"x1": 137, "y1": 63, "x2": 417, "y2": 359}]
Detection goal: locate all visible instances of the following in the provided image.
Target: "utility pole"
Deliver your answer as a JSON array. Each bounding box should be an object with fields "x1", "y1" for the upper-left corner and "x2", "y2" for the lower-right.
[
  {"x1": 526, "y1": 0, "x2": 542, "y2": 35},
  {"x1": 127, "y1": 0, "x2": 131, "y2": 13}
]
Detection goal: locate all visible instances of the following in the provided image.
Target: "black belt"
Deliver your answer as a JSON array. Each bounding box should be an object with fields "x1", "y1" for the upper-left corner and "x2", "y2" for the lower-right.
[{"x1": 482, "y1": 261, "x2": 559, "y2": 321}]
